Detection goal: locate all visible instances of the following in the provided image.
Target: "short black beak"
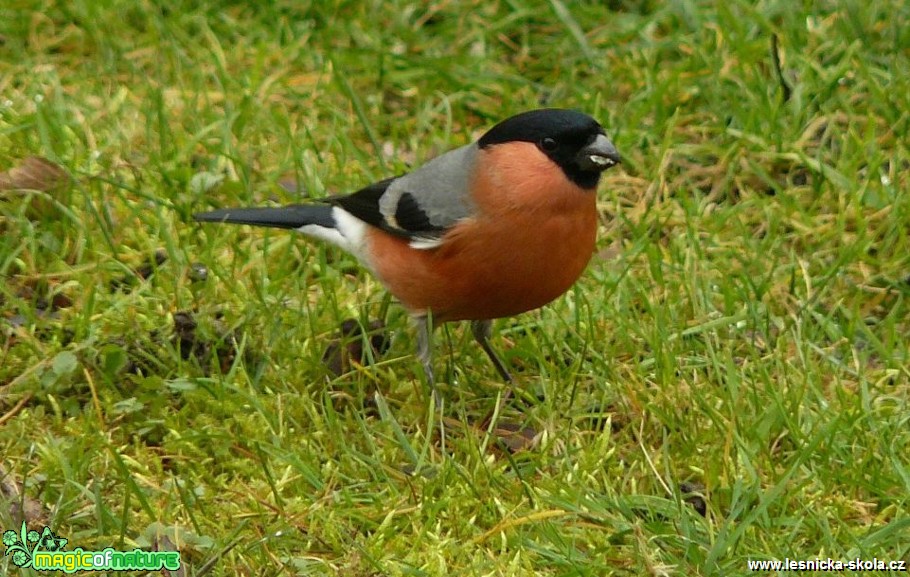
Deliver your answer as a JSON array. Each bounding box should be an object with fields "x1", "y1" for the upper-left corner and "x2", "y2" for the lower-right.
[{"x1": 577, "y1": 133, "x2": 621, "y2": 172}]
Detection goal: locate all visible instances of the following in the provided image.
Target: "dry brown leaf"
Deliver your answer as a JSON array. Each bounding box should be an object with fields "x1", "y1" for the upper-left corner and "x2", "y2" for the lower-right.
[
  {"x1": 322, "y1": 318, "x2": 390, "y2": 377},
  {"x1": 0, "y1": 462, "x2": 49, "y2": 526},
  {"x1": 0, "y1": 156, "x2": 70, "y2": 192},
  {"x1": 155, "y1": 534, "x2": 187, "y2": 577},
  {"x1": 490, "y1": 421, "x2": 538, "y2": 453}
]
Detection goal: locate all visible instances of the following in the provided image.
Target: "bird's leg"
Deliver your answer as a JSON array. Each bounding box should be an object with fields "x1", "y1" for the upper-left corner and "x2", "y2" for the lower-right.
[
  {"x1": 470, "y1": 320, "x2": 513, "y2": 383},
  {"x1": 472, "y1": 319, "x2": 515, "y2": 430},
  {"x1": 414, "y1": 314, "x2": 442, "y2": 407}
]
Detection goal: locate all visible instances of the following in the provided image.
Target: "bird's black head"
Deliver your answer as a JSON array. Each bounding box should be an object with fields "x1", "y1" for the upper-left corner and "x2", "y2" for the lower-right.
[{"x1": 478, "y1": 108, "x2": 621, "y2": 189}]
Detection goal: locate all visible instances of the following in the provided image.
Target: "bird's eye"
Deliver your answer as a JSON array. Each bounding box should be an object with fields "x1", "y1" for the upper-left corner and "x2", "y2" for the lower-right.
[{"x1": 540, "y1": 137, "x2": 558, "y2": 152}]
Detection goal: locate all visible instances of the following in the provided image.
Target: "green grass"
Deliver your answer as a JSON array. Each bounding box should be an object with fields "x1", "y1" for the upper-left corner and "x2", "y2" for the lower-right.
[{"x1": 1, "y1": 0, "x2": 909, "y2": 575}]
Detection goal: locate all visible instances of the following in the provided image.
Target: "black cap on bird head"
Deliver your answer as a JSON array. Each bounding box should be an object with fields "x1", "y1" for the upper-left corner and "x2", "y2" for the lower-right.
[{"x1": 478, "y1": 109, "x2": 621, "y2": 189}]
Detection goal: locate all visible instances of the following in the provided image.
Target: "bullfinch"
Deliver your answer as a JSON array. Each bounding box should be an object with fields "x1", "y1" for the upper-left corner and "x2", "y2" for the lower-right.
[{"x1": 194, "y1": 108, "x2": 620, "y2": 395}]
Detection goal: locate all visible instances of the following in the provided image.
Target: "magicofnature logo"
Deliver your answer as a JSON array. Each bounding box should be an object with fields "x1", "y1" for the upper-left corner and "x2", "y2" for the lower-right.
[
  {"x1": 3, "y1": 522, "x2": 67, "y2": 568},
  {"x1": 3, "y1": 522, "x2": 180, "y2": 573}
]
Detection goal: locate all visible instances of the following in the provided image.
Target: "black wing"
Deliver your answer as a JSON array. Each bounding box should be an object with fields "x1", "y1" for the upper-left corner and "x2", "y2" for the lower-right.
[{"x1": 329, "y1": 177, "x2": 448, "y2": 240}]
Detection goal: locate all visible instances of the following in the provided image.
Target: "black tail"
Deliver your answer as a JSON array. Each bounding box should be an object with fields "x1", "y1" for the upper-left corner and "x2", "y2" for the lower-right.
[{"x1": 193, "y1": 205, "x2": 335, "y2": 230}]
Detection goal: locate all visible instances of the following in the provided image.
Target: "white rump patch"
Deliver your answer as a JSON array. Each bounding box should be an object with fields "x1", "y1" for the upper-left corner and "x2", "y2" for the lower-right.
[
  {"x1": 294, "y1": 206, "x2": 365, "y2": 254},
  {"x1": 297, "y1": 207, "x2": 374, "y2": 269},
  {"x1": 297, "y1": 223, "x2": 347, "y2": 248}
]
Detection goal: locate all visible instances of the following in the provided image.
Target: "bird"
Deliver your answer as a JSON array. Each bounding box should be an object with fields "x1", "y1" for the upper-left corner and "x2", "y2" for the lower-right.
[{"x1": 194, "y1": 108, "x2": 620, "y2": 398}]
